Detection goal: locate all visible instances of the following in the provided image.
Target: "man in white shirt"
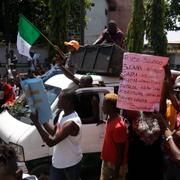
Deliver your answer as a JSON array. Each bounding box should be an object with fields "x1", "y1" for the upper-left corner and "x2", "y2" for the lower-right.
[{"x1": 30, "y1": 89, "x2": 82, "y2": 180}]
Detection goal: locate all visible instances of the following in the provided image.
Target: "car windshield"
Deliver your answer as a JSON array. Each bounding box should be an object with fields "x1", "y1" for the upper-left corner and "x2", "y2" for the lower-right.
[
  {"x1": 45, "y1": 84, "x2": 61, "y2": 104},
  {"x1": 7, "y1": 84, "x2": 61, "y2": 125}
]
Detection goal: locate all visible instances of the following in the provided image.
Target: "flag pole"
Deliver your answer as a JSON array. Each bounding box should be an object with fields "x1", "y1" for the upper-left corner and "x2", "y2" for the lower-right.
[
  {"x1": 39, "y1": 31, "x2": 66, "y2": 59},
  {"x1": 20, "y1": 15, "x2": 71, "y2": 75},
  {"x1": 37, "y1": 28, "x2": 76, "y2": 78},
  {"x1": 20, "y1": 14, "x2": 66, "y2": 59}
]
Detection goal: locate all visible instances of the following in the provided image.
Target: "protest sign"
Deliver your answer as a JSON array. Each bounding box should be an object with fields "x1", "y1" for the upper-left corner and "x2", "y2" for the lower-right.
[
  {"x1": 117, "y1": 52, "x2": 168, "y2": 112},
  {"x1": 21, "y1": 78, "x2": 52, "y2": 124}
]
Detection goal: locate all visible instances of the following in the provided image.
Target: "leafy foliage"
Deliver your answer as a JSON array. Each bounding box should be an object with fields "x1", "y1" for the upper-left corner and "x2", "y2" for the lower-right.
[
  {"x1": 126, "y1": 0, "x2": 145, "y2": 53},
  {"x1": 48, "y1": 0, "x2": 92, "y2": 57},
  {"x1": 145, "y1": 0, "x2": 167, "y2": 56},
  {"x1": 67, "y1": 0, "x2": 92, "y2": 43},
  {"x1": 127, "y1": 0, "x2": 168, "y2": 55},
  {"x1": 0, "y1": 0, "x2": 92, "y2": 48},
  {"x1": 48, "y1": 0, "x2": 71, "y2": 52},
  {"x1": 165, "y1": 0, "x2": 180, "y2": 30},
  {"x1": 0, "y1": 0, "x2": 49, "y2": 43}
]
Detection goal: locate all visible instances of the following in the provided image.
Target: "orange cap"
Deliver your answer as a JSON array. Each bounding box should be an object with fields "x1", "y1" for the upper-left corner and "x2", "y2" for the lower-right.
[{"x1": 64, "y1": 40, "x2": 80, "y2": 50}]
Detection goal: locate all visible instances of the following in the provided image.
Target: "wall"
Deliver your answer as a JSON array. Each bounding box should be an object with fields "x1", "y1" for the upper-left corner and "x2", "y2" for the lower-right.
[
  {"x1": 108, "y1": 0, "x2": 132, "y2": 33},
  {"x1": 84, "y1": 0, "x2": 132, "y2": 44},
  {"x1": 84, "y1": 0, "x2": 108, "y2": 44}
]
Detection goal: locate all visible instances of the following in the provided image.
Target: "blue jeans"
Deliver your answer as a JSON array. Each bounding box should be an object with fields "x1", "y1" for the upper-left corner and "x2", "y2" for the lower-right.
[{"x1": 49, "y1": 161, "x2": 81, "y2": 180}]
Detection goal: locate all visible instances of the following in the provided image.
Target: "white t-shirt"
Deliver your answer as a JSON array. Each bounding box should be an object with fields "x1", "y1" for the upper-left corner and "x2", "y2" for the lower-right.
[{"x1": 52, "y1": 111, "x2": 82, "y2": 169}]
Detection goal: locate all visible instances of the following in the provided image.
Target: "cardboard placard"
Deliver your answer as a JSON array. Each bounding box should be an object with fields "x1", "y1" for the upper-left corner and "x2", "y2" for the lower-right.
[
  {"x1": 21, "y1": 78, "x2": 52, "y2": 124},
  {"x1": 117, "y1": 52, "x2": 168, "y2": 112}
]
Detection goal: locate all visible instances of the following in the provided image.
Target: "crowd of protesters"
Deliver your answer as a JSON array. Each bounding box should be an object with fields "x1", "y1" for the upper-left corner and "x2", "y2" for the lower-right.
[
  {"x1": 0, "y1": 57, "x2": 49, "y2": 113},
  {"x1": 1, "y1": 21, "x2": 180, "y2": 180},
  {"x1": 1, "y1": 86, "x2": 180, "y2": 180},
  {"x1": 1, "y1": 60, "x2": 180, "y2": 180}
]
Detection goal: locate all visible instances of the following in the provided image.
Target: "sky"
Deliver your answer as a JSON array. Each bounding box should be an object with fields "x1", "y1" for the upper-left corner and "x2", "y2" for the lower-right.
[
  {"x1": 144, "y1": 30, "x2": 180, "y2": 44},
  {"x1": 167, "y1": 31, "x2": 180, "y2": 43}
]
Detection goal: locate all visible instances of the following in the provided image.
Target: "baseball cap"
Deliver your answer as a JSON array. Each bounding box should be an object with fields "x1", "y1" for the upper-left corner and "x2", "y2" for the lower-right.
[{"x1": 64, "y1": 40, "x2": 80, "y2": 50}]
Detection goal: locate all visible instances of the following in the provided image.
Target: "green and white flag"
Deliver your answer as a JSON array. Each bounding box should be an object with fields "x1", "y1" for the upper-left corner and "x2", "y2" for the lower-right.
[{"x1": 17, "y1": 15, "x2": 40, "y2": 58}]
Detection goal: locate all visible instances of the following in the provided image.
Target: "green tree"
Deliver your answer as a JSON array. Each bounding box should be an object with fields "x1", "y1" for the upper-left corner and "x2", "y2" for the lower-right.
[
  {"x1": 48, "y1": 0, "x2": 71, "y2": 52},
  {"x1": 145, "y1": 0, "x2": 167, "y2": 56},
  {"x1": 0, "y1": 0, "x2": 92, "y2": 57},
  {"x1": 0, "y1": 0, "x2": 49, "y2": 43},
  {"x1": 126, "y1": 0, "x2": 145, "y2": 52},
  {"x1": 48, "y1": 0, "x2": 92, "y2": 56},
  {"x1": 165, "y1": 0, "x2": 180, "y2": 30},
  {"x1": 68, "y1": 0, "x2": 92, "y2": 44}
]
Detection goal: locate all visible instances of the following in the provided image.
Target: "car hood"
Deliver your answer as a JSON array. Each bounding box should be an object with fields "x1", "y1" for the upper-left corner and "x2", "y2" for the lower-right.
[{"x1": 0, "y1": 110, "x2": 31, "y2": 144}]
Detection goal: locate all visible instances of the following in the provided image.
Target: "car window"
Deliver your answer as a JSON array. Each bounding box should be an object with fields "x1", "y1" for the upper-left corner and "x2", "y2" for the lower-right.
[
  {"x1": 75, "y1": 92, "x2": 100, "y2": 124},
  {"x1": 44, "y1": 84, "x2": 61, "y2": 105},
  {"x1": 114, "y1": 86, "x2": 119, "y2": 94}
]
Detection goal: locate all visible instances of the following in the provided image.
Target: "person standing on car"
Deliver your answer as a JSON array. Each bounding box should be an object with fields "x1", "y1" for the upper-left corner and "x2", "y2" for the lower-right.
[
  {"x1": 93, "y1": 20, "x2": 125, "y2": 49},
  {"x1": 100, "y1": 93, "x2": 128, "y2": 180},
  {"x1": 30, "y1": 89, "x2": 82, "y2": 180}
]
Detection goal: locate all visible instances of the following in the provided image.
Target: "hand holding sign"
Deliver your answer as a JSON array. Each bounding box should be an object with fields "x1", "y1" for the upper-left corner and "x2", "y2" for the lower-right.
[{"x1": 21, "y1": 78, "x2": 52, "y2": 124}]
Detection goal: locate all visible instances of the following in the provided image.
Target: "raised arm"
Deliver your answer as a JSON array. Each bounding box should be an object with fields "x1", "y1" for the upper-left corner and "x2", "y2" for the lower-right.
[
  {"x1": 165, "y1": 128, "x2": 180, "y2": 164},
  {"x1": 55, "y1": 54, "x2": 80, "y2": 85},
  {"x1": 156, "y1": 112, "x2": 180, "y2": 164},
  {"x1": 59, "y1": 64, "x2": 80, "y2": 85},
  {"x1": 93, "y1": 32, "x2": 106, "y2": 45},
  {"x1": 31, "y1": 112, "x2": 79, "y2": 147}
]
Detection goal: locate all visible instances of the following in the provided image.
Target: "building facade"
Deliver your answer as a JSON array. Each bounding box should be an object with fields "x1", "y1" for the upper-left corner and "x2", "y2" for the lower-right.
[
  {"x1": 107, "y1": 0, "x2": 132, "y2": 33},
  {"x1": 84, "y1": 0, "x2": 132, "y2": 44}
]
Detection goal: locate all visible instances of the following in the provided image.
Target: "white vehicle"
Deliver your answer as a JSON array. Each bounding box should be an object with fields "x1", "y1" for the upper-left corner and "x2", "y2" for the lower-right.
[{"x1": 0, "y1": 74, "x2": 120, "y2": 177}]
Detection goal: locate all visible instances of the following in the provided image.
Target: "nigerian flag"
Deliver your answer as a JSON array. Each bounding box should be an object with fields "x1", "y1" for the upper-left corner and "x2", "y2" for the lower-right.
[{"x1": 17, "y1": 15, "x2": 40, "y2": 58}]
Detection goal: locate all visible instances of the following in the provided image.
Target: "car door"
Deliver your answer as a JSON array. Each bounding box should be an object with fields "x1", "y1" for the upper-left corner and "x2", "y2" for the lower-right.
[{"x1": 75, "y1": 87, "x2": 114, "y2": 153}]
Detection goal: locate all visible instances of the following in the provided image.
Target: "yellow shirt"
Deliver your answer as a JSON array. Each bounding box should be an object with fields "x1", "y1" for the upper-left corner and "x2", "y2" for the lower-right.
[{"x1": 166, "y1": 100, "x2": 177, "y2": 130}]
